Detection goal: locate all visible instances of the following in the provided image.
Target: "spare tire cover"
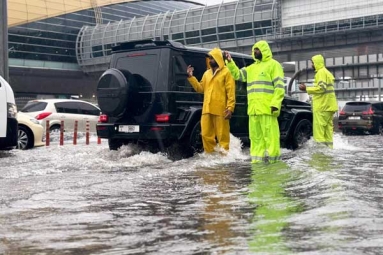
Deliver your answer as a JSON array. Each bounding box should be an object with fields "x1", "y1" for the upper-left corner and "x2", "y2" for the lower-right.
[{"x1": 97, "y1": 68, "x2": 131, "y2": 117}]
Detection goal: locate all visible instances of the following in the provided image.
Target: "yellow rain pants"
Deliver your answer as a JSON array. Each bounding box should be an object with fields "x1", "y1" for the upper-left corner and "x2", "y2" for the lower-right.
[
  {"x1": 201, "y1": 113, "x2": 230, "y2": 153},
  {"x1": 313, "y1": 111, "x2": 335, "y2": 148},
  {"x1": 249, "y1": 115, "x2": 280, "y2": 163}
]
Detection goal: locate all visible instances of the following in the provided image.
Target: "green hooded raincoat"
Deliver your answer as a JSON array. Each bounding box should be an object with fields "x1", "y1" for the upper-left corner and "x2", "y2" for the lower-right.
[
  {"x1": 307, "y1": 55, "x2": 338, "y2": 148},
  {"x1": 226, "y1": 40, "x2": 285, "y2": 163}
]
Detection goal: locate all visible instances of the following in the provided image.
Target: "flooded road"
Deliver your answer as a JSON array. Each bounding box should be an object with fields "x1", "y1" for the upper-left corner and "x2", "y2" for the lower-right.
[{"x1": 1, "y1": 134, "x2": 383, "y2": 254}]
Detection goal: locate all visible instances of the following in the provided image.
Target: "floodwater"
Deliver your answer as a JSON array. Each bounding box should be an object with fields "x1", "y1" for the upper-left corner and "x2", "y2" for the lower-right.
[{"x1": 0, "y1": 133, "x2": 383, "y2": 254}]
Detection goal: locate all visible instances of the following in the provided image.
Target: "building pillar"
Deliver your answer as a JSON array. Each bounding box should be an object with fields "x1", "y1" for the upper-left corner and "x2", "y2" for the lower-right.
[{"x1": 0, "y1": 0, "x2": 9, "y2": 81}]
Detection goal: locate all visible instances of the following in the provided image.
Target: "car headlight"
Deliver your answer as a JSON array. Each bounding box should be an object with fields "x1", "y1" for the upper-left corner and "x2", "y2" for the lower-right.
[
  {"x1": 29, "y1": 118, "x2": 40, "y2": 124},
  {"x1": 7, "y1": 103, "x2": 17, "y2": 118}
]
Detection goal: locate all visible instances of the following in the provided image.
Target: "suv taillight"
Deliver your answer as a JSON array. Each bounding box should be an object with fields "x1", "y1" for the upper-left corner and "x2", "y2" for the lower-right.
[
  {"x1": 155, "y1": 114, "x2": 170, "y2": 123},
  {"x1": 99, "y1": 114, "x2": 108, "y2": 123},
  {"x1": 362, "y1": 107, "x2": 374, "y2": 115},
  {"x1": 35, "y1": 112, "x2": 52, "y2": 120},
  {"x1": 339, "y1": 110, "x2": 345, "y2": 115}
]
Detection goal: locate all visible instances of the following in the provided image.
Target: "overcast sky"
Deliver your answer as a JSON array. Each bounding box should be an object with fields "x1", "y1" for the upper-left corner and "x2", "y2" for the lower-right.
[{"x1": 192, "y1": 0, "x2": 238, "y2": 6}]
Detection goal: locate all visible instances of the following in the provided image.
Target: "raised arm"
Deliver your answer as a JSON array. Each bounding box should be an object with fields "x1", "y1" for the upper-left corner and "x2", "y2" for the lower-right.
[
  {"x1": 224, "y1": 51, "x2": 248, "y2": 82},
  {"x1": 187, "y1": 65, "x2": 205, "y2": 93}
]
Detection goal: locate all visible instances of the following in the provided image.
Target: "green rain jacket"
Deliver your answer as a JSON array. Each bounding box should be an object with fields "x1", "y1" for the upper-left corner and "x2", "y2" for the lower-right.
[
  {"x1": 307, "y1": 55, "x2": 338, "y2": 112},
  {"x1": 226, "y1": 40, "x2": 285, "y2": 116}
]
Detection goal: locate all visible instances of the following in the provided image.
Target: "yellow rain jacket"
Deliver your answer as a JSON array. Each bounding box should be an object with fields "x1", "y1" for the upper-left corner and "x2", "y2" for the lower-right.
[
  {"x1": 307, "y1": 55, "x2": 338, "y2": 112},
  {"x1": 187, "y1": 48, "x2": 236, "y2": 116},
  {"x1": 187, "y1": 48, "x2": 236, "y2": 153}
]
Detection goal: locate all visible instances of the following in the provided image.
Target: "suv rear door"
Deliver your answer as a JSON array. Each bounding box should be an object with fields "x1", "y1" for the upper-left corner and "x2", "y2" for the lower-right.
[{"x1": 97, "y1": 49, "x2": 160, "y2": 121}]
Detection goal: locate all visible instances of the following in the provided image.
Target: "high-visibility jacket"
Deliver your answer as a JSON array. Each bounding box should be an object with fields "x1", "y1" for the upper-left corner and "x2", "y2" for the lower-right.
[
  {"x1": 307, "y1": 55, "x2": 338, "y2": 112},
  {"x1": 226, "y1": 41, "x2": 285, "y2": 117}
]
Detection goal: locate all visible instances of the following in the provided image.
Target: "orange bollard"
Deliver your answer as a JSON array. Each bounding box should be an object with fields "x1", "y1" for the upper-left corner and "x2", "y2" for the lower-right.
[
  {"x1": 73, "y1": 120, "x2": 78, "y2": 145},
  {"x1": 45, "y1": 120, "x2": 50, "y2": 146},
  {"x1": 86, "y1": 121, "x2": 90, "y2": 145},
  {"x1": 60, "y1": 120, "x2": 64, "y2": 146},
  {"x1": 97, "y1": 136, "x2": 101, "y2": 144}
]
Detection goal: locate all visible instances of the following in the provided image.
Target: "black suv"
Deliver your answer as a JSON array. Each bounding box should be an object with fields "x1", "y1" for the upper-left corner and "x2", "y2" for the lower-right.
[
  {"x1": 96, "y1": 40, "x2": 313, "y2": 157},
  {"x1": 338, "y1": 101, "x2": 383, "y2": 135}
]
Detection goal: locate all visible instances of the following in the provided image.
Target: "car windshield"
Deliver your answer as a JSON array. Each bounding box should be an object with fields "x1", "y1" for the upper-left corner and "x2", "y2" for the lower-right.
[
  {"x1": 21, "y1": 101, "x2": 47, "y2": 112},
  {"x1": 343, "y1": 102, "x2": 371, "y2": 112}
]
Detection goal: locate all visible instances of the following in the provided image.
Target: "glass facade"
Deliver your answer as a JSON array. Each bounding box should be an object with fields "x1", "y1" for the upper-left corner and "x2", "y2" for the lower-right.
[
  {"x1": 8, "y1": 0, "x2": 201, "y2": 64},
  {"x1": 77, "y1": 0, "x2": 277, "y2": 72}
]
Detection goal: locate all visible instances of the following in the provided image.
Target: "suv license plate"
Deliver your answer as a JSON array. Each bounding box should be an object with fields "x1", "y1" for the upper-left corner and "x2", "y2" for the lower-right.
[
  {"x1": 119, "y1": 125, "x2": 140, "y2": 133},
  {"x1": 348, "y1": 116, "x2": 360, "y2": 120}
]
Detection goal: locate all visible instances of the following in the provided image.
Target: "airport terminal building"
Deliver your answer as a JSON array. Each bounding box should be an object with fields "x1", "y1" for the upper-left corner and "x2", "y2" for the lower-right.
[{"x1": 7, "y1": 0, "x2": 383, "y2": 102}]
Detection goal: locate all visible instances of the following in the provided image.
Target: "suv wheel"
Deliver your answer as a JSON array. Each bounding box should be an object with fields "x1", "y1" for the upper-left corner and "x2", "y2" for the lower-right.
[
  {"x1": 108, "y1": 138, "x2": 123, "y2": 151},
  {"x1": 97, "y1": 69, "x2": 131, "y2": 117},
  {"x1": 292, "y1": 119, "x2": 312, "y2": 149},
  {"x1": 375, "y1": 123, "x2": 383, "y2": 135},
  {"x1": 17, "y1": 126, "x2": 33, "y2": 150},
  {"x1": 189, "y1": 121, "x2": 203, "y2": 153}
]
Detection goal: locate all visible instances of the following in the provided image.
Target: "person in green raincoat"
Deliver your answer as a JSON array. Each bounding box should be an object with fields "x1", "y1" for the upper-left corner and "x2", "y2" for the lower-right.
[
  {"x1": 299, "y1": 55, "x2": 338, "y2": 148},
  {"x1": 224, "y1": 41, "x2": 285, "y2": 163},
  {"x1": 186, "y1": 48, "x2": 236, "y2": 154}
]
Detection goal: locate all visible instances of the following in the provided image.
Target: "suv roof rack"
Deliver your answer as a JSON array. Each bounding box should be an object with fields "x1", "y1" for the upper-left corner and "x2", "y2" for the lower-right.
[{"x1": 112, "y1": 39, "x2": 185, "y2": 52}]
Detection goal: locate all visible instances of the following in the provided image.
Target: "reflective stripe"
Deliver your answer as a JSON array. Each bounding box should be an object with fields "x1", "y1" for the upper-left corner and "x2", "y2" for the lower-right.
[
  {"x1": 275, "y1": 84, "x2": 284, "y2": 89},
  {"x1": 273, "y1": 77, "x2": 284, "y2": 84},
  {"x1": 241, "y1": 68, "x2": 247, "y2": 78},
  {"x1": 248, "y1": 80, "x2": 273, "y2": 86},
  {"x1": 318, "y1": 141, "x2": 333, "y2": 146},
  {"x1": 318, "y1": 81, "x2": 334, "y2": 87},
  {"x1": 247, "y1": 88, "x2": 274, "y2": 95},
  {"x1": 251, "y1": 156, "x2": 281, "y2": 162}
]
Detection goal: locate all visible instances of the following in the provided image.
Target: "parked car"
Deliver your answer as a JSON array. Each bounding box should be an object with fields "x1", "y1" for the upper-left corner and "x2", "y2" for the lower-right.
[
  {"x1": 16, "y1": 112, "x2": 45, "y2": 150},
  {"x1": 20, "y1": 99, "x2": 101, "y2": 133},
  {"x1": 0, "y1": 75, "x2": 18, "y2": 150},
  {"x1": 338, "y1": 101, "x2": 383, "y2": 135},
  {"x1": 96, "y1": 39, "x2": 313, "y2": 156}
]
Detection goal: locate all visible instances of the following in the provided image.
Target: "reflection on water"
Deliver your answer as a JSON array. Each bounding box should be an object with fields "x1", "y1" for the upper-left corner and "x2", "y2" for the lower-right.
[
  {"x1": 0, "y1": 134, "x2": 383, "y2": 254},
  {"x1": 248, "y1": 162, "x2": 302, "y2": 254}
]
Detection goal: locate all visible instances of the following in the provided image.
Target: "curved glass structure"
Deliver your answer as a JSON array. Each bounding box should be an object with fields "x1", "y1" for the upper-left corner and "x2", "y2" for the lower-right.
[
  {"x1": 76, "y1": 0, "x2": 278, "y2": 72},
  {"x1": 7, "y1": 0, "x2": 202, "y2": 67}
]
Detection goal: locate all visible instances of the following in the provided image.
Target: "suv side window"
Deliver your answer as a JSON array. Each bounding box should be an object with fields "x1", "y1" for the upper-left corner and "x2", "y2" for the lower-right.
[
  {"x1": 55, "y1": 102, "x2": 80, "y2": 114},
  {"x1": 375, "y1": 103, "x2": 383, "y2": 111},
  {"x1": 174, "y1": 52, "x2": 206, "y2": 91},
  {"x1": 78, "y1": 102, "x2": 100, "y2": 116}
]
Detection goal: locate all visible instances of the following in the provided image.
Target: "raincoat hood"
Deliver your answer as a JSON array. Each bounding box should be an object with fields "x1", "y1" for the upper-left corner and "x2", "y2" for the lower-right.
[
  {"x1": 312, "y1": 55, "x2": 325, "y2": 71},
  {"x1": 252, "y1": 40, "x2": 272, "y2": 62},
  {"x1": 208, "y1": 48, "x2": 225, "y2": 69}
]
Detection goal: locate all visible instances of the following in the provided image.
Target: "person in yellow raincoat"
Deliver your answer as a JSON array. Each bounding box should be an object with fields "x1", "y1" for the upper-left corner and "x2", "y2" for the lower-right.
[
  {"x1": 299, "y1": 55, "x2": 338, "y2": 148},
  {"x1": 186, "y1": 48, "x2": 235, "y2": 154},
  {"x1": 224, "y1": 41, "x2": 285, "y2": 163}
]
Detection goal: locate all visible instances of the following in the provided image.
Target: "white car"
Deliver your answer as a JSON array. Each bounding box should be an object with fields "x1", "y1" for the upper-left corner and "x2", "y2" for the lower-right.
[
  {"x1": 17, "y1": 112, "x2": 45, "y2": 150},
  {"x1": 20, "y1": 99, "x2": 101, "y2": 133}
]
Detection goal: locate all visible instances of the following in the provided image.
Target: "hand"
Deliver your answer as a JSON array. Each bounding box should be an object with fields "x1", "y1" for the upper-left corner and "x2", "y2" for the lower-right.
[
  {"x1": 224, "y1": 109, "x2": 232, "y2": 119},
  {"x1": 223, "y1": 51, "x2": 232, "y2": 62},
  {"x1": 271, "y1": 106, "x2": 278, "y2": 113},
  {"x1": 187, "y1": 65, "x2": 194, "y2": 77},
  {"x1": 299, "y1": 83, "x2": 306, "y2": 91}
]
